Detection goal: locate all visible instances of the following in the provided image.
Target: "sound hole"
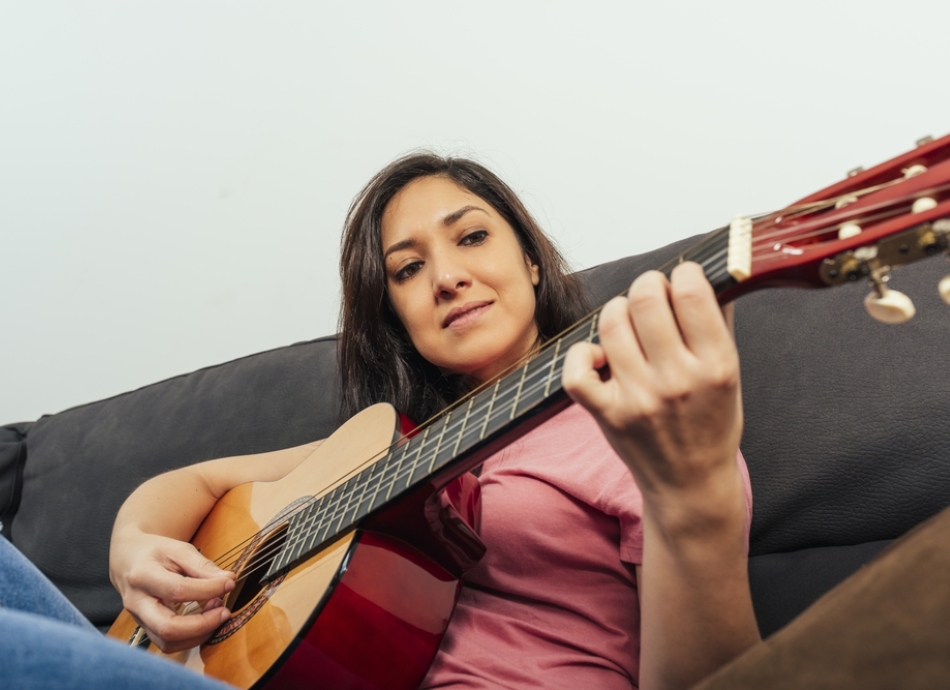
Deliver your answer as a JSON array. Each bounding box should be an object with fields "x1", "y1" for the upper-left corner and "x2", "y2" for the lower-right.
[{"x1": 229, "y1": 524, "x2": 288, "y2": 613}]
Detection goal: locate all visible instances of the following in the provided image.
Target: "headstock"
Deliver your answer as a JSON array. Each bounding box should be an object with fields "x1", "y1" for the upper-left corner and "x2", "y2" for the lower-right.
[{"x1": 723, "y1": 133, "x2": 950, "y2": 323}]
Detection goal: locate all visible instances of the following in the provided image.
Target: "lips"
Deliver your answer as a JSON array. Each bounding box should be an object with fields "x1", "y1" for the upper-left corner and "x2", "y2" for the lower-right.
[{"x1": 442, "y1": 301, "x2": 493, "y2": 328}]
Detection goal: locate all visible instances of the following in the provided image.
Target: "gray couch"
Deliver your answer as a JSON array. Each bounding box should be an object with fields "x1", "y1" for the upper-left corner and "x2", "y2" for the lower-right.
[{"x1": 3, "y1": 236, "x2": 949, "y2": 638}]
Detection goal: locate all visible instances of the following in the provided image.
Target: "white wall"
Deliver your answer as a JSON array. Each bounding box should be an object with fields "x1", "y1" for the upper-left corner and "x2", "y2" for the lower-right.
[{"x1": 2, "y1": 0, "x2": 949, "y2": 423}]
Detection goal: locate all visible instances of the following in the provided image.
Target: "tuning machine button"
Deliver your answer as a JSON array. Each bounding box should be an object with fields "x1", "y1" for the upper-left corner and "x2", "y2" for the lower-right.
[
  {"x1": 938, "y1": 274, "x2": 950, "y2": 305},
  {"x1": 838, "y1": 222, "x2": 862, "y2": 239},
  {"x1": 912, "y1": 197, "x2": 938, "y2": 214},
  {"x1": 864, "y1": 267, "x2": 915, "y2": 324}
]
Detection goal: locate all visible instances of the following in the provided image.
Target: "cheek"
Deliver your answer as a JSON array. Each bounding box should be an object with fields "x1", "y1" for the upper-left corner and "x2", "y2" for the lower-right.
[{"x1": 389, "y1": 292, "x2": 436, "y2": 350}]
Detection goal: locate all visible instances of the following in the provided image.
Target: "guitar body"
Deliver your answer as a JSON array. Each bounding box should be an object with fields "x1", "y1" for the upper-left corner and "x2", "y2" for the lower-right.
[{"x1": 109, "y1": 403, "x2": 481, "y2": 689}]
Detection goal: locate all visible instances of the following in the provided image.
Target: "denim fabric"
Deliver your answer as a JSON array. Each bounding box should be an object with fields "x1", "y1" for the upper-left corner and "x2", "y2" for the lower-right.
[{"x1": 0, "y1": 537, "x2": 228, "y2": 690}]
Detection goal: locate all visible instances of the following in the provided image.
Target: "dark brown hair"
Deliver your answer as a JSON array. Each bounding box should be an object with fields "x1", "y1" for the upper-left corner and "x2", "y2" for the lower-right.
[{"x1": 338, "y1": 152, "x2": 590, "y2": 423}]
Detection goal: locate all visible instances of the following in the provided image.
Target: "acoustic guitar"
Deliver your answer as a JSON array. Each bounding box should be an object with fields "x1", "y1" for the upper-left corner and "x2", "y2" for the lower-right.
[{"x1": 109, "y1": 133, "x2": 950, "y2": 689}]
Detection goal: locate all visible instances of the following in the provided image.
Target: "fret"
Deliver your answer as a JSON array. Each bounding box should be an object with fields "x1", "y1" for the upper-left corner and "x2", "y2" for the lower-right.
[
  {"x1": 480, "y1": 380, "x2": 501, "y2": 439},
  {"x1": 375, "y1": 455, "x2": 402, "y2": 506},
  {"x1": 331, "y1": 477, "x2": 359, "y2": 534},
  {"x1": 560, "y1": 319, "x2": 592, "y2": 349},
  {"x1": 514, "y1": 359, "x2": 550, "y2": 414},
  {"x1": 354, "y1": 460, "x2": 387, "y2": 519},
  {"x1": 483, "y1": 378, "x2": 520, "y2": 438},
  {"x1": 273, "y1": 506, "x2": 309, "y2": 574},
  {"x1": 297, "y1": 496, "x2": 322, "y2": 552},
  {"x1": 312, "y1": 481, "x2": 352, "y2": 547},
  {"x1": 544, "y1": 338, "x2": 562, "y2": 397},
  {"x1": 386, "y1": 434, "x2": 415, "y2": 497},
  {"x1": 301, "y1": 493, "x2": 331, "y2": 554},
  {"x1": 509, "y1": 363, "x2": 530, "y2": 421},
  {"x1": 587, "y1": 311, "x2": 599, "y2": 344},
  {"x1": 402, "y1": 424, "x2": 431, "y2": 489},
  {"x1": 304, "y1": 486, "x2": 341, "y2": 553},
  {"x1": 314, "y1": 514, "x2": 334, "y2": 549},
  {"x1": 427, "y1": 413, "x2": 452, "y2": 474},
  {"x1": 452, "y1": 398, "x2": 475, "y2": 457},
  {"x1": 366, "y1": 450, "x2": 397, "y2": 513}
]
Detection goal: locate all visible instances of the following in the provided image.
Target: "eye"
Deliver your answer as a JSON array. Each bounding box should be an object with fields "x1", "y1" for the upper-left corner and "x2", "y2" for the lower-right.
[
  {"x1": 393, "y1": 260, "x2": 422, "y2": 283},
  {"x1": 460, "y1": 229, "x2": 488, "y2": 246}
]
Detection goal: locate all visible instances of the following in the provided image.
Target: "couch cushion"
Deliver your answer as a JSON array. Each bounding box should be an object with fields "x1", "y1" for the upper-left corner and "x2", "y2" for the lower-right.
[
  {"x1": 735, "y1": 253, "x2": 950, "y2": 556},
  {"x1": 0, "y1": 422, "x2": 31, "y2": 539}
]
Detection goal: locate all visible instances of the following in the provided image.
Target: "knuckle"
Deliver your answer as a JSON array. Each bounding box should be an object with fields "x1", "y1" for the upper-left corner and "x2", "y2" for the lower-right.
[
  {"x1": 126, "y1": 565, "x2": 148, "y2": 590},
  {"x1": 703, "y1": 359, "x2": 739, "y2": 389},
  {"x1": 671, "y1": 280, "x2": 707, "y2": 305},
  {"x1": 168, "y1": 579, "x2": 186, "y2": 602},
  {"x1": 630, "y1": 270, "x2": 667, "y2": 294},
  {"x1": 152, "y1": 619, "x2": 172, "y2": 644}
]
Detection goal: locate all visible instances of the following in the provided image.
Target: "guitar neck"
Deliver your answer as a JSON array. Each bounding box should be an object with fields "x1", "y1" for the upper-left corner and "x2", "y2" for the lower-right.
[
  {"x1": 266, "y1": 225, "x2": 741, "y2": 578},
  {"x1": 267, "y1": 133, "x2": 950, "y2": 579}
]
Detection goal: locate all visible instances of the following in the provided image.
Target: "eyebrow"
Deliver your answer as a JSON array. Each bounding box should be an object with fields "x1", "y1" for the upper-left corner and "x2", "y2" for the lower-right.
[
  {"x1": 442, "y1": 204, "x2": 486, "y2": 226},
  {"x1": 383, "y1": 205, "x2": 489, "y2": 260}
]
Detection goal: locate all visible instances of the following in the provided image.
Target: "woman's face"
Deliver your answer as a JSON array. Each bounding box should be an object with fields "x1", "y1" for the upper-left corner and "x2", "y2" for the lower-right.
[{"x1": 381, "y1": 175, "x2": 540, "y2": 385}]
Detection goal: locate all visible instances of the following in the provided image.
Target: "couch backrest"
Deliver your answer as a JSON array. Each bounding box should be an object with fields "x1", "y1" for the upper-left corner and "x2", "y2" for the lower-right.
[{"x1": 3, "y1": 237, "x2": 950, "y2": 635}]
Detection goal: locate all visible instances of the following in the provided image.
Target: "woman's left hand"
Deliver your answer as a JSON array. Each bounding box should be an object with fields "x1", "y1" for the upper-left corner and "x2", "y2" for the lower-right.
[
  {"x1": 563, "y1": 261, "x2": 759, "y2": 690},
  {"x1": 563, "y1": 261, "x2": 742, "y2": 516}
]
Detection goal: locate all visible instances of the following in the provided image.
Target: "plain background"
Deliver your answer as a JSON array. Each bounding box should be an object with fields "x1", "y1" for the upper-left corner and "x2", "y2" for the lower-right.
[{"x1": 2, "y1": 1, "x2": 949, "y2": 424}]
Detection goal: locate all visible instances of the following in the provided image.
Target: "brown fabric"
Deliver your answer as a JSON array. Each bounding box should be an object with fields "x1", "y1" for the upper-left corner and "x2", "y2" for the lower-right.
[{"x1": 691, "y1": 506, "x2": 950, "y2": 689}]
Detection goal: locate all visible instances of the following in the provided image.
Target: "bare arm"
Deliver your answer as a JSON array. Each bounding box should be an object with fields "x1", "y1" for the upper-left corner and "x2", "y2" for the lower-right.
[
  {"x1": 563, "y1": 262, "x2": 759, "y2": 690},
  {"x1": 109, "y1": 440, "x2": 323, "y2": 652}
]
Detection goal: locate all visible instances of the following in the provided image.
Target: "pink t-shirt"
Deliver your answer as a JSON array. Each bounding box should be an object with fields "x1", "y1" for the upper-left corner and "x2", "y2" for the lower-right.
[{"x1": 421, "y1": 403, "x2": 753, "y2": 690}]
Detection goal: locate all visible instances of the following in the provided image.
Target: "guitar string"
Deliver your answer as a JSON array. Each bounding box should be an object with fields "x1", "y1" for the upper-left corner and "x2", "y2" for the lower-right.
[
  {"x1": 223, "y1": 182, "x2": 950, "y2": 580},
  {"x1": 207, "y1": 239, "x2": 736, "y2": 577},
  {"x1": 213, "y1": 184, "x2": 936, "y2": 578},
  {"x1": 272, "y1": 180, "x2": 950, "y2": 565},
  {"x1": 211, "y1": 323, "x2": 618, "y2": 581},
  {"x1": 225, "y1": 179, "x2": 947, "y2": 578},
  {"x1": 749, "y1": 181, "x2": 950, "y2": 250},
  {"x1": 750, "y1": 174, "x2": 945, "y2": 238},
  {"x1": 213, "y1": 247, "x2": 741, "y2": 579},
  {"x1": 168, "y1": 170, "x2": 950, "y2": 600},
  {"x1": 218, "y1": 176, "x2": 950, "y2": 580}
]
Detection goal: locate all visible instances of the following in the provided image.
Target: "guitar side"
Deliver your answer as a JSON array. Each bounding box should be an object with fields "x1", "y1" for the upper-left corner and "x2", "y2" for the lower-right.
[{"x1": 109, "y1": 404, "x2": 468, "y2": 689}]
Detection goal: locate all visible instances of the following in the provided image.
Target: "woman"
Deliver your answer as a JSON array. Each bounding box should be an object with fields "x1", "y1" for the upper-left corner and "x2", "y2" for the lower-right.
[{"x1": 108, "y1": 153, "x2": 760, "y2": 689}]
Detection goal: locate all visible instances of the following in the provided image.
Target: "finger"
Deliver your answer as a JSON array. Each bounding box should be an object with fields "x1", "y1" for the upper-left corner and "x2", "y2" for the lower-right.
[
  {"x1": 668, "y1": 262, "x2": 733, "y2": 359},
  {"x1": 132, "y1": 564, "x2": 235, "y2": 604},
  {"x1": 167, "y1": 543, "x2": 236, "y2": 581},
  {"x1": 595, "y1": 296, "x2": 646, "y2": 379},
  {"x1": 721, "y1": 302, "x2": 736, "y2": 339},
  {"x1": 625, "y1": 270, "x2": 689, "y2": 367},
  {"x1": 562, "y1": 342, "x2": 614, "y2": 413},
  {"x1": 135, "y1": 596, "x2": 231, "y2": 653}
]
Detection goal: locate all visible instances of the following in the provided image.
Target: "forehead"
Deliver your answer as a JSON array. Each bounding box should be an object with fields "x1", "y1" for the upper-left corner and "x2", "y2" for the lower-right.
[{"x1": 381, "y1": 176, "x2": 491, "y2": 243}]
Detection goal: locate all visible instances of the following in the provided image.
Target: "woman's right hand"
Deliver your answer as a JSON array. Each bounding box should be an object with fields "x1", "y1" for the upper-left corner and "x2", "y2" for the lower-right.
[{"x1": 109, "y1": 529, "x2": 236, "y2": 653}]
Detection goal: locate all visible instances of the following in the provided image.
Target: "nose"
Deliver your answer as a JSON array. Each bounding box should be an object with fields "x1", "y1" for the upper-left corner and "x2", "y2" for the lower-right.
[{"x1": 431, "y1": 251, "x2": 471, "y2": 300}]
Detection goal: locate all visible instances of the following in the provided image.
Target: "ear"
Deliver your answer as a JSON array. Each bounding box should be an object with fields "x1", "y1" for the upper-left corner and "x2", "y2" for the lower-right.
[{"x1": 527, "y1": 260, "x2": 540, "y2": 287}]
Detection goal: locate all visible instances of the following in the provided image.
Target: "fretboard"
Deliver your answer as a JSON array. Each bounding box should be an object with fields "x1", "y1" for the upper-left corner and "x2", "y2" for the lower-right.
[{"x1": 267, "y1": 225, "x2": 736, "y2": 577}]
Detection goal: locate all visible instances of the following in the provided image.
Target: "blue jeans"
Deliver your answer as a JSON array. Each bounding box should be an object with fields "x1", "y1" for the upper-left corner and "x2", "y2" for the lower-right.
[{"x1": 0, "y1": 537, "x2": 230, "y2": 690}]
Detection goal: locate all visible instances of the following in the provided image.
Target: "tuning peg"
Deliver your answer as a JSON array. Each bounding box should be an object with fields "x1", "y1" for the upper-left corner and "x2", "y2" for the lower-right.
[
  {"x1": 912, "y1": 197, "x2": 938, "y2": 213},
  {"x1": 864, "y1": 268, "x2": 915, "y2": 324},
  {"x1": 939, "y1": 274, "x2": 950, "y2": 305}
]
